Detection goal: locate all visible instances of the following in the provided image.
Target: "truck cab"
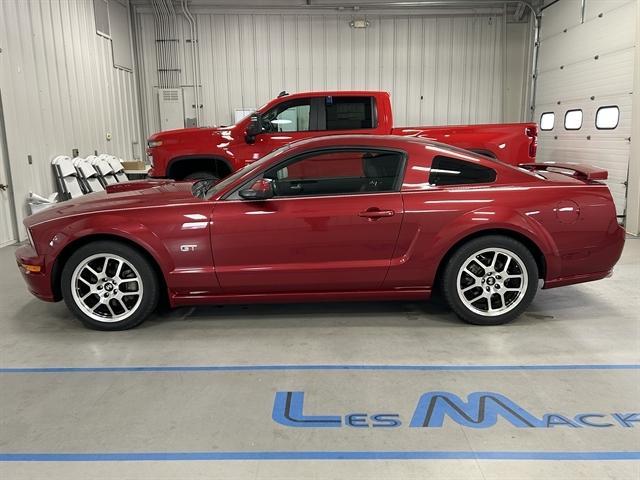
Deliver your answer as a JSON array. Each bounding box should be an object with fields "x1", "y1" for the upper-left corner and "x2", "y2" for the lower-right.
[{"x1": 147, "y1": 91, "x2": 536, "y2": 181}]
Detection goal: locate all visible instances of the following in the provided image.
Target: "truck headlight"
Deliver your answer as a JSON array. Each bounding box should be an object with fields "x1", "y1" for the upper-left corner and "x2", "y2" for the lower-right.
[{"x1": 147, "y1": 140, "x2": 163, "y2": 148}]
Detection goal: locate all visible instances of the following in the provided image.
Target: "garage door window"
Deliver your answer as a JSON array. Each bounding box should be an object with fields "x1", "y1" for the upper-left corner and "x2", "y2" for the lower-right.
[
  {"x1": 429, "y1": 156, "x2": 496, "y2": 186},
  {"x1": 564, "y1": 109, "x2": 583, "y2": 130},
  {"x1": 596, "y1": 106, "x2": 620, "y2": 130},
  {"x1": 539, "y1": 112, "x2": 555, "y2": 131}
]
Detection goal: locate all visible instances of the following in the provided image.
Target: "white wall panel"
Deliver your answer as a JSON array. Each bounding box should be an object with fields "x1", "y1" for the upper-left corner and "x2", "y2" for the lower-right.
[
  {"x1": 0, "y1": 0, "x2": 142, "y2": 239},
  {"x1": 135, "y1": 9, "x2": 530, "y2": 141}
]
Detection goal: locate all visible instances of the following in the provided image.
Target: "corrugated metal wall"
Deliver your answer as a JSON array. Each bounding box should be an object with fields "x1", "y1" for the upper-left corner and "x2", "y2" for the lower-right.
[
  {"x1": 534, "y1": 0, "x2": 635, "y2": 217},
  {"x1": 0, "y1": 0, "x2": 142, "y2": 239},
  {"x1": 135, "y1": 8, "x2": 530, "y2": 141}
]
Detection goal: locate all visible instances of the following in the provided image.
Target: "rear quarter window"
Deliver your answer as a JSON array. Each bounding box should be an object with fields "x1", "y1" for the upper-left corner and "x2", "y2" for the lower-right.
[{"x1": 429, "y1": 156, "x2": 496, "y2": 186}]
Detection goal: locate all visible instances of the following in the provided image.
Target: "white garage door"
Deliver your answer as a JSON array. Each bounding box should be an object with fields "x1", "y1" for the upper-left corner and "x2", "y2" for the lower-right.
[{"x1": 534, "y1": 0, "x2": 635, "y2": 217}]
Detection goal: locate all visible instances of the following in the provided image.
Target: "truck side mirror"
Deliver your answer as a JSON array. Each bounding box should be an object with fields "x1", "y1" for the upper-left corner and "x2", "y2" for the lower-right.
[
  {"x1": 245, "y1": 114, "x2": 264, "y2": 143},
  {"x1": 239, "y1": 178, "x2": 274, "y2": 200}
]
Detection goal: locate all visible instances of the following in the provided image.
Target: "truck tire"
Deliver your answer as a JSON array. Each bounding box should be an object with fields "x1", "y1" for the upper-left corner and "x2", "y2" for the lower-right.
[{"x1": 184, "y1": 171, "x2": 218, "y2": 181}]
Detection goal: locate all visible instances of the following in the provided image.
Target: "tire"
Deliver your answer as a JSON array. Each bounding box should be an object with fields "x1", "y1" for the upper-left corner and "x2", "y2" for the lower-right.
[
  {"x1": 442, "y1": 235, "x2": 538, "y2": 326},
  {"x1": 61, "y1": 240, "x2": 159, "y2": 330},
  {"x1": 184, "y1": 171, "x2": 218, "y2": 181}
]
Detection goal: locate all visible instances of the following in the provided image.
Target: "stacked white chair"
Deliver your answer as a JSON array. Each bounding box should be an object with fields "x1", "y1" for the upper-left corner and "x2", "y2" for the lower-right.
[
  {"x1": 94, "y1": 154, "x2": 119, "y2": 186},
  {"x1": 73, "y1": 157, "x2": 105, "y2": 193},
  {"x1": 106, "y1": 156, "x2": 128, "y2": 183},
  {"x1": 51, "y1": 156, "x2": 84, "y2": 199}
]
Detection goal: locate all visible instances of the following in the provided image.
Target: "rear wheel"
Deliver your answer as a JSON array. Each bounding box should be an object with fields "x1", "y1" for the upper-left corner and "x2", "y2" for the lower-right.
[
  {"x1": 61, "y1": 241, "x2": 159, "y2": 330},
  {"x1": 442, "y1": 235, "x2": 538, "y2": 325}
]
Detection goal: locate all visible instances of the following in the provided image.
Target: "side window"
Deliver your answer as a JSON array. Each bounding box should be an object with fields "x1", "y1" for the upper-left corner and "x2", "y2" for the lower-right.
[
  {"x1": 262, "y1": 99, "x2": 311, "y2": 133},
  {"x1": 595, "y1": 106, "x2": 619, "y2": 129},
  {"x1": 539, "y1": 112, "x2": 555, "y2": 131},
  {"x1": 564, "y1": 109, "x2": 583, "y2": 130},
  {"x1": 325, "y1": 96, "x2": 375, "y2": 130},
  {"x1": 429, "y1": 156, "x2": 496, "y2": 186},
  {"x1": 264, "y1": 149, "x2": 404, "y2": 197}
]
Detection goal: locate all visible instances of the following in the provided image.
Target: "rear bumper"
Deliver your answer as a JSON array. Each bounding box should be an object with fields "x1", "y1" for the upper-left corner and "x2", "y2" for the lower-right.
[
  {"x1": 544, "y1": 270, "x2": 612, "y2": 289},
  {"x1": 15, "y1": 244, "x2": 56, "y2": 302},
  {"x1": 544, "y1": 222, "x2": 625, "y2": 289}
]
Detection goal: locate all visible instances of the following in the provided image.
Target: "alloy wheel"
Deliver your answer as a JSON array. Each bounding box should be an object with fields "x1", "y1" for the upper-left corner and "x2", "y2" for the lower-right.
[
  {"x1": 70, "y1": 253, "x2": 144, "y2": 323},
  {"x1": 456, "y1": 247, "x2": 528, "y2": 317}
]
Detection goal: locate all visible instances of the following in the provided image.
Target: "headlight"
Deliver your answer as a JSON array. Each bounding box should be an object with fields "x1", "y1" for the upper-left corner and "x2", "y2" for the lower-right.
[{"x1": 147, "y1": 140, "x2": 163, "y2": 148}]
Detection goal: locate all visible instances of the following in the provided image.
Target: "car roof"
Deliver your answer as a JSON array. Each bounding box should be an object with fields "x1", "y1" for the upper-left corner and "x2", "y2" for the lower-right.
[{"x1": 282, "y1": 134, "x2": 488, "y2": 161}]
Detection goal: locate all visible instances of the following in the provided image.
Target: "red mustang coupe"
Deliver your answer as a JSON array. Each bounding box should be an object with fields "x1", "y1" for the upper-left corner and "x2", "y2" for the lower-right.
[{"x1": 16, "y1": 135, "x2": 624, "y2": 330}]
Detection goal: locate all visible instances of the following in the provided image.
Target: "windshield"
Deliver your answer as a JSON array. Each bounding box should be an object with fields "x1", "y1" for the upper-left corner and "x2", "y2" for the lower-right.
[{"x1": 199, "y1": 144, "x2": 293, "y2": 200}]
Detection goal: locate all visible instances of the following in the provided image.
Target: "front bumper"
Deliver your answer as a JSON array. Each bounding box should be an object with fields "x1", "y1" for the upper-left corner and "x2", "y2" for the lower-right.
[{"x1": 15, "y1": 244, "x2": 56, "y2": 302}]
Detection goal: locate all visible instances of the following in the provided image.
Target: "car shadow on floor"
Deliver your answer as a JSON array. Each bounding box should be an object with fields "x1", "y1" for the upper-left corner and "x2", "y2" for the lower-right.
[{"x1": 8, "y1": 284, "x2": 618, "y2": 334}]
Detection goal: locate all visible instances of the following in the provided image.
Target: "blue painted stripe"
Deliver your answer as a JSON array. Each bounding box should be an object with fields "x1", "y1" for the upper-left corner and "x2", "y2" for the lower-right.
[
  {"x1": 0, "y1": 364, "x2": 638, "y2": 373},
  {"x1": 0, "y1": 451, "x2": 638, "y2": 461}
]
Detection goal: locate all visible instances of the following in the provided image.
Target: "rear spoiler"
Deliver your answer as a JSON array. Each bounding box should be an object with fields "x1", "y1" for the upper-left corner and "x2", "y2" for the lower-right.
[{"x1": 518, "y1": 162, "x2": 608, "y2": 181}]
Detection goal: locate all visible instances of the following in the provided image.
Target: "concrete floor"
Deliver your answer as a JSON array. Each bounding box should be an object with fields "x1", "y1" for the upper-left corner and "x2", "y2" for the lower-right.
[{"x1": 0, "y1": 240, "x2": 639, "y2": 479}]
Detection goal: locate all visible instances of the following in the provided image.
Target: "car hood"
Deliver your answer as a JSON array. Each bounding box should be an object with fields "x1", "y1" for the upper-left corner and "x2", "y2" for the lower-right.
[{"x1": 25, "y1": 180, "x2": 200, "y2": 227}]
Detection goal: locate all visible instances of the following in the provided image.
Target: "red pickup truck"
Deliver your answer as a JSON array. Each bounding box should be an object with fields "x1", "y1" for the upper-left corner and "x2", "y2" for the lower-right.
[{"x1": 147, "y1": 91, "x2": 537, "y2": 180}]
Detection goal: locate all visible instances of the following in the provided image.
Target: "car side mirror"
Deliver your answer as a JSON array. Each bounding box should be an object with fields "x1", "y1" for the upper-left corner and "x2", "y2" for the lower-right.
[
  {"x1": 245, "y1": 114, "x2": 264, "y2": 144},
  {"x1": 239, "y1": 178, "x2": 274, "y2": 200}
]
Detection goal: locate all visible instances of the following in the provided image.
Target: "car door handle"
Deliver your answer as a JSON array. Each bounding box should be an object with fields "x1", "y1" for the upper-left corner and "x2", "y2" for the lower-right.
[{"x1": 358, "y1": 208, "x2": 395, "y2": 219}]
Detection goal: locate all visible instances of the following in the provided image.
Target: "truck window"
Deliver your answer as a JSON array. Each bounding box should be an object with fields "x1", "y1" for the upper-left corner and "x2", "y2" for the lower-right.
[
  {"x1": 262, "y1": 99, "x2": 311, "y2": 133},
  {"x1": 325, "y1": 96, "x2": 376, "y2": 130},
  {"x1": 429, "y1": 156, "x2": 496, "y2": 186}
]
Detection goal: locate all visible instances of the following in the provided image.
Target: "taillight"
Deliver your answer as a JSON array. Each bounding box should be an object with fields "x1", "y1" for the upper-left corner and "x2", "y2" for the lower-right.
[{"x1": 526, "y1": 126, "x2": 537, "y2": 158}]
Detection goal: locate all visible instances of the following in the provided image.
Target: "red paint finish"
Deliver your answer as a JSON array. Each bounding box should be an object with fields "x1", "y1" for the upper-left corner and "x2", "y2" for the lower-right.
[
  {"x1": 17, "y1": 135, "x2": 624, "y2": 309},
  {"x1": 147, "y1": 91, "x2": 537, "y2": 179}
]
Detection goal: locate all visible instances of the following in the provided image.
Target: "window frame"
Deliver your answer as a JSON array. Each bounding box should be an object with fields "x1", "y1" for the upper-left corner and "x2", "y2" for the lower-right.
[
  {"x1": 427, "y1": 155, "x2": 497, "y2": 187},
  {"x1": 539, "y1": 112, "x2": 555, "y2": 131},
  {"x1": 564, "y1": 109, "x2": 583, "y2": 131},
  {"x1": 595, "y1": 105, "x2": 620, "y2": 130},
  {"x1": 261, "y1": 98, "x2": 314, "y2": 133},
  {"x1": 224, "y1": 146, "x2": 408, "y2": 200},
  {"x1": 323, "y1": 96, "x2": 378, "y2": 131}
]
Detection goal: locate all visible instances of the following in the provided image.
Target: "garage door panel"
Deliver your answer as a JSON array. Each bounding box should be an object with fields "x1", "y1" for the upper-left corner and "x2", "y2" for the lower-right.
[
  {"x1": 538, "y1": 1, "x2": 635, "y2": 72},
  {"x1": 535, "y1": 49, "x2": 633, "y2": 105},
  {"x1": 540, "y1": 0, "x2": 582, "y2": 40},
  {"x1": 584, "y1": 0, "x2": 634, "y2": 21}
]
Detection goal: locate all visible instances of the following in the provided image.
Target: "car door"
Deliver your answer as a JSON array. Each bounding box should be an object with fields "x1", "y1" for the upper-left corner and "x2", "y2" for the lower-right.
[{"x1": 210, "y1": 148, "x2": 406, "y2": 293}]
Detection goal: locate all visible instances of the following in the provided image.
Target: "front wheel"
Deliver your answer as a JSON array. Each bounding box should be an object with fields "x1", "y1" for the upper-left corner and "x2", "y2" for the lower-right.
[
  {"x1": 442, "y1": 235, "x2": 538, "y2": 325},
  {"x1": 61, "y1": 241, "x2": 159, "y2": 330}
]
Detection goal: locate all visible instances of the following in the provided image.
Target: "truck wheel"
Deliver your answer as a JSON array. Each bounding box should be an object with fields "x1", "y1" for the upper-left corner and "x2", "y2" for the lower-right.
[
  {"x1": 442, "y1": 235, "x2": 538, "y2": 326},
  {"x1": 61, "y1": 241, "x2": 159, "y2": 330},
  {"x1": 184, "y1": 171, "x2": 218, "y2": 181}
]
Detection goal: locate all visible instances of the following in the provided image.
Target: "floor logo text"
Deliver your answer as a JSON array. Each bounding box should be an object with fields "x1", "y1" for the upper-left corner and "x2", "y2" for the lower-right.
[{"x1": 272, "y1": 391, "x2": 639, "y2": 429}]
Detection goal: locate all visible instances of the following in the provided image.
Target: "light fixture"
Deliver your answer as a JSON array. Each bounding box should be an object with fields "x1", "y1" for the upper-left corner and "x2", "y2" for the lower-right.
[{"x1": 349, "y1": 19, "x2": 370, "y2": 29}]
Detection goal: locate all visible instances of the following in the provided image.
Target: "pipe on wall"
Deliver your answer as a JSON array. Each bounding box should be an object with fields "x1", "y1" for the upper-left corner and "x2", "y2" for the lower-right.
[{"x1": 182, "y1": 0, "x2": 201, "y2": 126}]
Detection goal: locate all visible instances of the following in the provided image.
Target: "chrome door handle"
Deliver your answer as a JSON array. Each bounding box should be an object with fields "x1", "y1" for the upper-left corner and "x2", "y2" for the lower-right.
[{"x1": 358, "y1": 208, "x2": 395, "y2": 219}]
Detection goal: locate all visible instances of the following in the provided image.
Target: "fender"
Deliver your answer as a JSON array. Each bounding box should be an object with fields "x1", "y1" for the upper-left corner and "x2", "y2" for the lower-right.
[
  {"x1": 43, "y1": 214, "x2": 174, "y2": 278},
  {"x1": 431, "y1": 206, "x2": 561, "y2": 280},
  {"x1": 388, "y1": 205, "x2": 562, "y2": 289}
]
